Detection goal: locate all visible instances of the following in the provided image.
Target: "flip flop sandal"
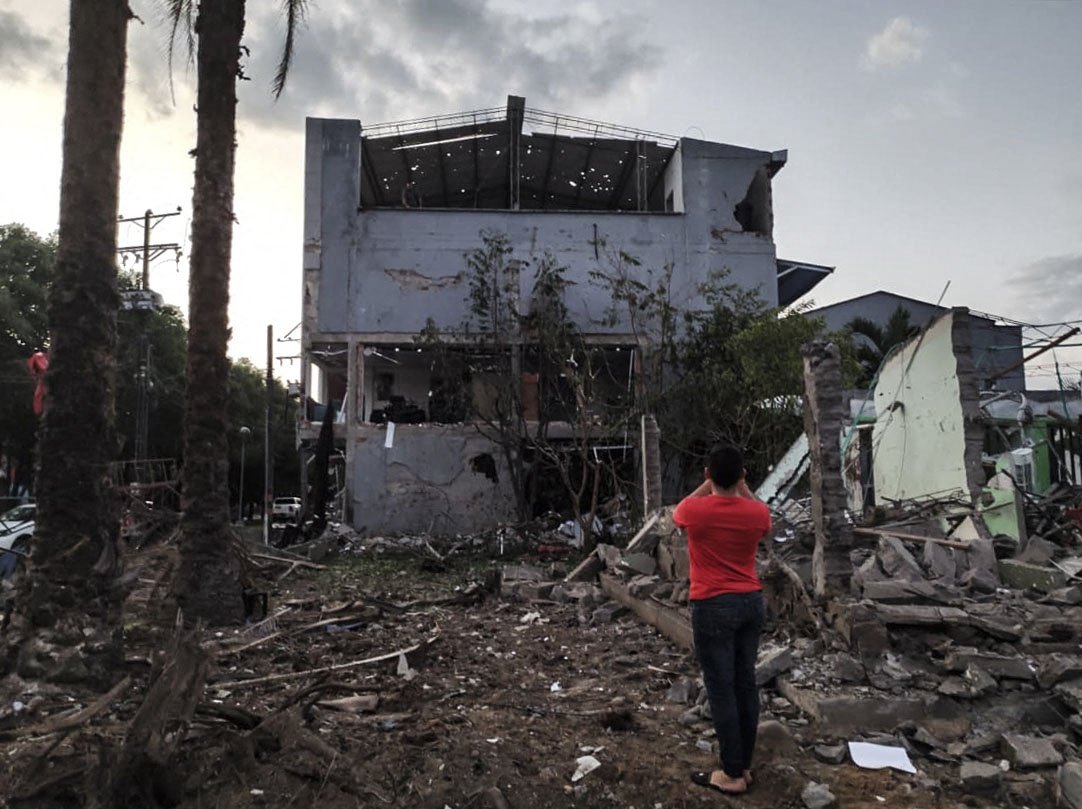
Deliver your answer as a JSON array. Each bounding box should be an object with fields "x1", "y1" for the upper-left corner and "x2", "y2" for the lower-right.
[{"x1": 690, "y1": 771, "x2": 746, "y2": 796}]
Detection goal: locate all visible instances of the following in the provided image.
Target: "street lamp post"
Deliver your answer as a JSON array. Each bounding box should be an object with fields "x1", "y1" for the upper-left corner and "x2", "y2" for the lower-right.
[{"x1": 238, "y1": 426, "x2": 251, "y2": 523}]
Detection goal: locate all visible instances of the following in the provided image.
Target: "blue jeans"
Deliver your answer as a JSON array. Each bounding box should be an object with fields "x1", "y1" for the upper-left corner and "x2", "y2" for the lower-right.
[{"x1": 691, "y1": 590, "x2": 765, "y2": 778}]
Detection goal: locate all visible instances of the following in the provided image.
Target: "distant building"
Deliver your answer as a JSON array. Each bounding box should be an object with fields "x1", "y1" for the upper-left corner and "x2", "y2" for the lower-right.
[
  {"x1": 300, "y1": 96, "x2": 832, "y2": 533},
  {"x1": 809, "y1": 291, "x2": 1025, "y2": 391}
]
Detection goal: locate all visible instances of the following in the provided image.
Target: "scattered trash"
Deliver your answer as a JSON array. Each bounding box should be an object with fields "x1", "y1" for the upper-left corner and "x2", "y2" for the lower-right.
[
  {"x1": 570, "y1": 755, "x2": 601, "y2": 782},
  {"x1": 847, "y1": 742, "x2": 916, "y2": 774}
]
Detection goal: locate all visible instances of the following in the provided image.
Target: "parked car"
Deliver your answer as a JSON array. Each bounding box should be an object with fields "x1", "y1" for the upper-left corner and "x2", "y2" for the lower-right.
[
  {"x1": 0, "y1": 502, "x2": 35, "y2": 579},
  {"x1": 272, "y1": 496, "x2": 302, "y2": 522}
]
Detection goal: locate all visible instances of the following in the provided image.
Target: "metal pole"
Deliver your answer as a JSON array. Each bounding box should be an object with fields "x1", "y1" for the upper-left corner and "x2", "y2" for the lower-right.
[
  {"x1": 141, "y1": 209, "x2": 151, "y2": 290},
  {"x1": 238, "y1": 426, "x2": 250, "y2": 523},
  {"x1": 263, "y1": 325, "x2": 273, "y2": 545}
]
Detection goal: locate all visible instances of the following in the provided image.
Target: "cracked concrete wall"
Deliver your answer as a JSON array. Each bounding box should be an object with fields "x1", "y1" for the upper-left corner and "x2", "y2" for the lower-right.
[
  {"x1": 306, "y1": 121, "x2": 782, "y2": 338},
  {"x1": 872, "y1": 309, "x2": 985, "y2": 503},
  {"x1": 349, "y1": 425, "x2": 517, "y2": 535}
]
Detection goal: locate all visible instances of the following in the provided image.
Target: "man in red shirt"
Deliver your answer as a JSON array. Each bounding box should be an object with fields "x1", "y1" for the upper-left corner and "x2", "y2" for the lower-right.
[{"x1": 674, "y1": 444, "x2": 771, "y2": 795}]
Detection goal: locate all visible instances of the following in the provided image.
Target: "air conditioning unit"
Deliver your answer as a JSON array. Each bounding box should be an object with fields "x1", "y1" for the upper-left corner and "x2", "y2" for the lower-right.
[{"x1": 1010, "y1": 448, "x2": 1036, "y2": 493}]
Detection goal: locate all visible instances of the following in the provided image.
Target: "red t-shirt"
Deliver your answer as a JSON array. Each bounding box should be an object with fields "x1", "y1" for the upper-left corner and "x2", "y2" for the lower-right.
[{"x1": 673, "y1": 495, "x2": 772, "y2": 600}]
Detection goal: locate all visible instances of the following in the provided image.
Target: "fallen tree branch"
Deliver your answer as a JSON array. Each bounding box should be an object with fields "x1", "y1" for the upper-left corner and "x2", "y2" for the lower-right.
[
  {"x1": 10, "y1": 676, "x2": 131, "y2": 740},
  {"x1": 250, "y1": 552, "x2": 327, "y2": 570},
  {"x1": 213, "y1": 632, "x2": 441, "y2": 689}
]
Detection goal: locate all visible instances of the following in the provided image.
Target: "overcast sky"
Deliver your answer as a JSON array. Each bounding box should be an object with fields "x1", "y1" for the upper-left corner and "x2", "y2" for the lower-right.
[{"x1": 2, "y1": 0, "x2": 1080, "y2": 386}]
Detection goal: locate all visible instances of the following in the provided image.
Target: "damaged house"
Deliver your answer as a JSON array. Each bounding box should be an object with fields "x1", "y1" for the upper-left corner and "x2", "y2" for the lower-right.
[
  {"x1": 299, "y1": 96, "x2": 832, "y2": 534},
  {"x1": 842, "y1": 308, "x2": 1082, "y2": 556}
]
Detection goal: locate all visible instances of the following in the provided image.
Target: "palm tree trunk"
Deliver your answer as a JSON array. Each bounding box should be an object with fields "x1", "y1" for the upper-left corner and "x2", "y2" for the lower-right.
[
  {"x1": 175, "y1": 0, "x2": 246, "y2": 625},
  {"x1": 4, "y1": 0, "x2": 130, "y2": 687}
]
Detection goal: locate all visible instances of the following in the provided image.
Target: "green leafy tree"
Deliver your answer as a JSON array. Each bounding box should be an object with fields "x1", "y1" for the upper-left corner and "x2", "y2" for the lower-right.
[
  {"x1": 0, "y1": 225, "x2": 55, "y2": 499},
  {"x1": 593, "y1": 257, "x2": 828, "y2": 490},
  {"x1": 845, "y1": 305, "x2": 915, "y2": 386}
]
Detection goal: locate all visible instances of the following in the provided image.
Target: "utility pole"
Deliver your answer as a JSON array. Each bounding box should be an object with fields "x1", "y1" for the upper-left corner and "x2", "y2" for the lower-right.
[
  {"x1": 263, "y1": 325, "x2": 274, "y2": 545},
  {"x1": 117, "y1": 208, "x2": 182, "y2": 483}
]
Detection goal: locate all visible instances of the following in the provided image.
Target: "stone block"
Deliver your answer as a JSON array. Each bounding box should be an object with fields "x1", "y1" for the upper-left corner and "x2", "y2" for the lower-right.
[
  {"x1": 960, "y1": 761, "x2": 1001, "y2": 793},
  {"x1": 501, "y1": 564, "x2": 547, "y2": 583},
  {"x1": 999, "y1": 559, "x2": 1068, "y2": 593},
  {"x1": 956, "y1": 538, "x2": 1000, "y2": 581},
  {"x1": 873, "y1": 603, "x2": 970, "y2": 626},
  {"x1": 814, "y1": 743, "x2": 848, "y2": 764},
  {"x1": 801, "y1": 782, "x2": 836, "y2": 809},
  {"x1": 590, "y1": 601, "x2": 628, "y2": 625},
  {"x1": 500, "y1": 580, "x2": 555, "y2": 601},
  {"x1": 665, "y1": 676, "x2": 697, "y2": 704},
  {"x1": 1001, "y1": 734, "x2": 1065, "y2": 769},
  {"x1": 755, "y1": 645, "x2": 794, "y2": 686},
  {"x1": 595, "y1": 543, "x2": 623, "y2": 570},
  {"x1": 1058, "y1": 761, "x2": 1082, "y2": 809}
]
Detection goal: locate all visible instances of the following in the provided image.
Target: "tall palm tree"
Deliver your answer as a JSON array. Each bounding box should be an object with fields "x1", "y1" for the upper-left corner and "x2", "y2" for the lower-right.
[
  {"x1": 5, "y1": 1, "x2": 131, "y2": 685},
  {"x1": 170, "y1": 0, "x2": 305, "y2": 624},
  {"x1": 845, "y1": 305, "x2": 915, "y2": 386}
]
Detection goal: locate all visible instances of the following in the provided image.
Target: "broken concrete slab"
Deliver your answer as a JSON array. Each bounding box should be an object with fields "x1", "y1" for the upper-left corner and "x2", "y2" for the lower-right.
[
  {"x1": 1059, "y1": 761, "x2": 1082, "y2": 809},
  {"x1": 596, "y1": 543, "x2": 623, "y2": 570},
  {"x1": 945, "y1": 650, "x2": 1036, "y2": 681},
  {"x1": 620, "y1": 553, "x2": 657, "y2": 577},
  {"x1": 1001, "y1": 734, "x2": 1064, "y2": 769},
  {"x1": 598, "y1": 573, "x2": 692, "y2": 650},
  {"x1": 755, "y1": 645, "x2": 794, "y2": 686},
  {"x1": 627, "y1": 575, "x2": 659, "y2": 599},
  {"x1": 960, "y1": 761, "x2": 1002, "y2": 793},
  {"x1": 871, "y1": 603, "x2": 970, "y2": 626},
  {"x1": 777, "y1": 680, "x2": 970, "y2": 738},
  {"x1": 999, "y1": 559, "x2": 1068, "y2": 593},
  {"x1": 960, "y1": 567, "x2": 1000, "y2": 594},
  {"x1": 1018, "y1": 536, "x2": 1058, "y2": 566},
  {"x1": 1047, "y1": 586, "x2": 1082, "y2": 606},
  {"x1": 1055, "y1": 678, "x2": 1082, "y2": 712},
  {"x1": 862, "y1": 579, "x2": 959, "y2": 604},
  {"x1": 878, "y1": 536, "x2": 925, "y2": 582},
  {"x1": 1038, "y1": 656, "x2": 1082, "y2": 689},
  {"x1": 923, "y1": 540, "x2": 957, "y2": 583}
]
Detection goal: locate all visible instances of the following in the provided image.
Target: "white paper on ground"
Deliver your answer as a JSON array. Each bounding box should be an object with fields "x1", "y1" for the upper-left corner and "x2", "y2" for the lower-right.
[
  {"x1": 384, "y1": 422, "x2": 396, "y2": 449},
  {"x1": 847, "y1": 742, "x2": 917, "y2": 774}
]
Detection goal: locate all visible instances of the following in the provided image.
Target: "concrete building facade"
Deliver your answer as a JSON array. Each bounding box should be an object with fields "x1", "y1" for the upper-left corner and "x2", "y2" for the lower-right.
[{"x1": 300, "y1": 97, "x2": 830, "y2": 534}]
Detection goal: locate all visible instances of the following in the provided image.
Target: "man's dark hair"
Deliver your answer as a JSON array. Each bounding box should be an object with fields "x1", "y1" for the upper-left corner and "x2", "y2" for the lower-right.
[{"x1": 707, "y1": 444, "x2": 744, "y2": 488}]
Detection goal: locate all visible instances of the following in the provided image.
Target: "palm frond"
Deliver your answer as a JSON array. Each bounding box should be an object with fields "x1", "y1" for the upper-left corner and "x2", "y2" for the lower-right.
[
  {"x1": 273, "y1": 0, "x2": 308, "y2": 99},
  {"x1": 165, "y1": 0, "x2": 196, "y2": 105}
]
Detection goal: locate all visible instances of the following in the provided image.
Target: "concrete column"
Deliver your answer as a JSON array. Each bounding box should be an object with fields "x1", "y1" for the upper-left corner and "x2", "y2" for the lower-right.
[
  {"x1": 801, "y1": 340, "x2": 854, "y2": 597},
  {"x1": 641, "y1": 414, "x2": 662, "y2": 515}
]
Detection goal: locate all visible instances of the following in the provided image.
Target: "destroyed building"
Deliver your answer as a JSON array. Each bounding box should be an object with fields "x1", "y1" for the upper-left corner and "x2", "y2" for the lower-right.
[
  {"x1": 809, "y1": 291, "x2": 1026, "y2": 390},
  {"x1": 299, "y1": 96, "x2": 832, "y2": 533}
]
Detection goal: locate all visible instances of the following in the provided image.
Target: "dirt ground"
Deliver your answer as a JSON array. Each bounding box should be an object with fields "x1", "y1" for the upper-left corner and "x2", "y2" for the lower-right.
[{"x1": 1, "y1": 547, "x2": 1028, "y2": 808}]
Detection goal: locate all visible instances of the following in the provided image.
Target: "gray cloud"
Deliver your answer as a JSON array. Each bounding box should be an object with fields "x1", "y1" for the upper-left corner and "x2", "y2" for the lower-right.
[
  {"x1": 230, "y1": 0, "x2": 662, "y2": 131},
  {"x1": 0, "y1": 9, "x2": 60, "y2": 81},
  {"x1": 1007, "y1": 254, "x2": 1082, "y2": 322}
]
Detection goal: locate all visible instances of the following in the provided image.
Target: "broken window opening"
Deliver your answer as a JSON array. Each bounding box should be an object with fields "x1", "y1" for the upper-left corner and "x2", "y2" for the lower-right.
[
  {"x1": 732, "y1": 165, "x2": 773, "y2": 237},
  {"x1": 307, "y1": 342, "x2": 347, "y2": 423}
]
